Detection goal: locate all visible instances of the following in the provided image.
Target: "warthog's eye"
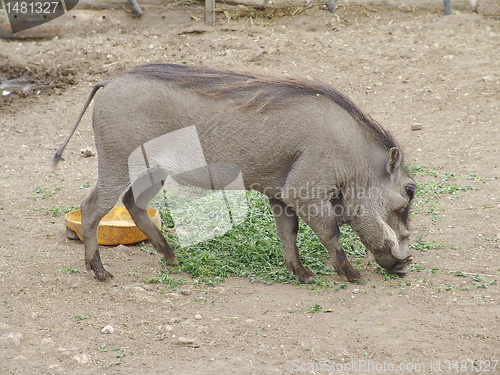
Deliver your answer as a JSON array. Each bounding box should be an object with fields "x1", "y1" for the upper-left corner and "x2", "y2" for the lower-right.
[{"x1": 405, "y1": 184, "x2": 416, "y2": 201}]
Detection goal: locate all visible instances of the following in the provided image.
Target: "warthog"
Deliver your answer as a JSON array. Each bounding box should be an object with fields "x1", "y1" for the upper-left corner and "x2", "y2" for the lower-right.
[{"x1": 54, "y1": 64, "x2": 416, "y2": 283}]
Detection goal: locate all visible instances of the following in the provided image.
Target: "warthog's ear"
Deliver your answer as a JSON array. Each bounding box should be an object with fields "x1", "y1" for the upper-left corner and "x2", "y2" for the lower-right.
[{"x1": 386, "y1": 147, "x2": 402, "y2": 174}]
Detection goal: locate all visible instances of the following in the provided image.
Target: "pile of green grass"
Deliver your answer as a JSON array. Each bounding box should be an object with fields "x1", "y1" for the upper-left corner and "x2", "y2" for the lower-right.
[{"x1": 150, "y1": 190, "x2": 366, "y2": 285}]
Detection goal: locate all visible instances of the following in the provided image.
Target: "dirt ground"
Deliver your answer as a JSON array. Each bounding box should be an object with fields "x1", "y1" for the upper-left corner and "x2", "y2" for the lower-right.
[{"x1": 1, "y1": 3, "x2": 500, "y2": 374}]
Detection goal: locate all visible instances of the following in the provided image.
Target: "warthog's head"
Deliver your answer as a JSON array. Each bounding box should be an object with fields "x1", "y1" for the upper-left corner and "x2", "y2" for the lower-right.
[{"x1": 350, "y1": 147, "x2": 416, "y2": 276}]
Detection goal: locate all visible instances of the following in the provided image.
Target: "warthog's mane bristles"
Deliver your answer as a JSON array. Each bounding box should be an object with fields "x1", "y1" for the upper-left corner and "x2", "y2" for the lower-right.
[{"x1": 129, "y1": 64, "x2": 398, "y2": 151}]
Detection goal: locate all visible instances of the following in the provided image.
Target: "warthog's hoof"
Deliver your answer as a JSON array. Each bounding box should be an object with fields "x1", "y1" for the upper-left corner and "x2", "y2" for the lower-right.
[
  {"x1": 165, "y1": 256, "x2": 179, "y2": 266},
  {"x1": 286, "y1": 261, "x2": 316, "y2": 284},
  {"x1": 335, "y1": 265, "x2": 361, "y2": 283},
  {"x1": 86, "y1": 251, "x2": 114, "y2": 281},
  {"x1": 296, "y1": 268, "x2": 316, "y2": 284},
  {"x1": 345, "y1": 269, "x2": 362, "y2": 283},
  {"x1": 92, "y1": 266, "x2": 114, "y2": 281}
]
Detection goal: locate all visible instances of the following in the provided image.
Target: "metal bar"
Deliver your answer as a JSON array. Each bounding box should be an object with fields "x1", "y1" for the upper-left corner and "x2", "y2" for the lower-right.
[
  {"x1": 327, "y1": 0, "x2": 336, "y2": 13},
  {"x1": 128, "y1": 0, "x2": 143, "y2": 17},
  {"x1": 444, "y1": 0, "x2": 451, "y2": 15},
  {"x1": 206, "y1": 0, "x2": 215, "y2": 26}
]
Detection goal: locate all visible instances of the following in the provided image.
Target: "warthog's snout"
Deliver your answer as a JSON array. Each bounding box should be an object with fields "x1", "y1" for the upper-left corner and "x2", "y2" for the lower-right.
[
  {"x1": 390, "y1": 255, "x2": 413, "y2": 275},
  {"x1": 375, "y1": 252, "x2": 413, "y2": 276},
  {"x1": 372, "y1": 236, "x2": 413, "y2": 276}
]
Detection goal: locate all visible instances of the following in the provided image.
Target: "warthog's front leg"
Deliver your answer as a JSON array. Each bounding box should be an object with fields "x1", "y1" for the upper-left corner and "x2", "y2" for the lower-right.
[
  {"x1": 269, "y1": 198, "x2": 316, "y2": 284},
  {"x1": 297, "y1": 206, "x2": 361, "y2": 283},
  {"x1": 329, "y1": 224, "x2": 361, "y2": 282}
]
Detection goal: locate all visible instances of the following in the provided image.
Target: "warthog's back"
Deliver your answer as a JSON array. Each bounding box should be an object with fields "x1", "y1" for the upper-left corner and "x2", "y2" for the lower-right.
[{"x1": 91, "y1": 64, "x2": 398, "y2": 193}]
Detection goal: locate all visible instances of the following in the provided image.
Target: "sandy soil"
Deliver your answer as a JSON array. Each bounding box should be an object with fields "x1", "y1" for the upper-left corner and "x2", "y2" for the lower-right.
[{"x1": 1, "y1": 4, "x2": 500, "y2": 374}]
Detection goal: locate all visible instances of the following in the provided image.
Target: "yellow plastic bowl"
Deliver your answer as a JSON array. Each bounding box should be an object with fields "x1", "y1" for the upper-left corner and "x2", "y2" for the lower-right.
[{"x1": 65, "y1": 206, "x2": 161, "y2": 246}]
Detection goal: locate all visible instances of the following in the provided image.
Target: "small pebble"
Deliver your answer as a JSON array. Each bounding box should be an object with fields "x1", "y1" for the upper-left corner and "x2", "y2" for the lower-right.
[
  {"x1": 143, "y1": 295, "x2": 158, "y2": 303},
  {"x1": 194, "y1": 314, "x2": 202, "y2": 320},
  {"x1": 158, "y1": 324, "x2": 174, "y2": 331},
  {"x1": 40, "y1": 337, "x2": 55, "y2": 347},
  {"x1": 72, "y1": 354, "x2": 90, "y2": 364},
  {"x1": 179, "y1": 287, "x2": 191, "y2": 296},
  {"x1": 398, "y1": 4, "x2": 412, "y2": 12},
  {"x1": 142, "y1": 284, "x2": 156, "y2": 292},
  {"x1": 101, "y1": 325, "x2": 115, "y2": 334},
  {"x1": 0, "y1": 332, "x2": 23, "y2": 347},
  {"x1": 411, "y1": 123, "x2": 423, "y2": 131},
  {"x1": 177, "y1": 336, "x2": 195, "y2": 344},
  {"x1": 352, "y1": 288, "x2": 360, "y2": 294},
  {"x1": 80, "y1": 147, "x2": 96, "y2": 157}
]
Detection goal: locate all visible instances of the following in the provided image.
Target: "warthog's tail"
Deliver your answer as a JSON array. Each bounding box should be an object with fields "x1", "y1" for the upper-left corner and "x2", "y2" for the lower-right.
[{"x1": 52, "y1": 81, "x2": 110, "y2": 169}]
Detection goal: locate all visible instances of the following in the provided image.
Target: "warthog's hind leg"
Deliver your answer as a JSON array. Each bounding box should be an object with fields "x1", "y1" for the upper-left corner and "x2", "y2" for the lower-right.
[
  {"x1": 269, "y1": 198, "x2": 316, "y2": 284},
  {"x1": 123, "y1": 180, "x2": 178, "y2": 266},
  {"x1": 81, "y1": 185, "x2": 122, "y2": 281}
]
